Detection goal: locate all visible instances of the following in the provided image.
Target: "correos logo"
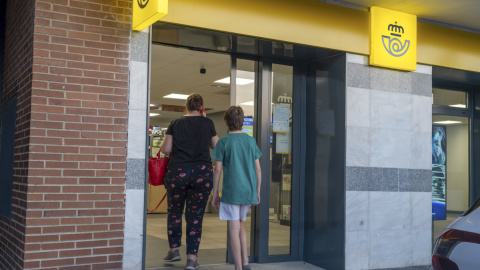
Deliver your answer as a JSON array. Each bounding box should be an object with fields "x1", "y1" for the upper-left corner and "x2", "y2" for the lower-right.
[
  {"x1": 137, "y1": 0, "x2": 149, "y2": 9},
  {"x1": 381, "y1": 22, "x2": 410, "y2": 57}
]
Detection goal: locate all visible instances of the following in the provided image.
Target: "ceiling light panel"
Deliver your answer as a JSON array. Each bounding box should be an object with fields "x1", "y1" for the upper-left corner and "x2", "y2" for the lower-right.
[
  {"x1": 433, "y1": 120, "x2": 462, "y2": 125},
  {"x1": 163, "y1": 94, "x2": 189, "y2": 100},
  {"x1": 214, "y1": 77, "x2": 254, "y2": 85}
]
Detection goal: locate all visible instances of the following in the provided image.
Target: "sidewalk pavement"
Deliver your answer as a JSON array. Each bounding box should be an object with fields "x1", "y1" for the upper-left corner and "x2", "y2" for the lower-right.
[{"x1": 148, "y1": 261, "x2": 326, "y2": 270}]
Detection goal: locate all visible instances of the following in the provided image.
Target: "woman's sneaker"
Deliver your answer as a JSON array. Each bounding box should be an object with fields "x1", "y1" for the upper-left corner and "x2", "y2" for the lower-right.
[
  {"x1": 164, "y1": 249, "x2": 181, "y2": 262},
  {"x1": 185, "y1": 259, "x2": 199, "y2": 270}
]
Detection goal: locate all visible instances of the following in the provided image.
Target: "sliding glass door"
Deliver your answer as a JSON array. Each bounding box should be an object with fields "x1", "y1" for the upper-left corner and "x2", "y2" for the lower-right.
[{"x1": 231, "y1": 57, "x2": 300, "y2": 263}]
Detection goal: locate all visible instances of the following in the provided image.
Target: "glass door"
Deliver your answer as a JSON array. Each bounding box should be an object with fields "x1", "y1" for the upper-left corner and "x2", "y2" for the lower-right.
[
  {"x1": 268, "y1": 63, "x2": 294, "y2": 256},
  {"x1": 251, "y1": 59, "x2": 300, "y2": 263},
  {"x1": 229, "y1": 57, "x2": 258, "y2": 261}
]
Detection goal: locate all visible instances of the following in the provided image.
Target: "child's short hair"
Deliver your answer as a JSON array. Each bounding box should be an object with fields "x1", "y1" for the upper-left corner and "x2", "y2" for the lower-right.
[{"x1": 224, "y1": 106, "x2": 244, "y2": 131}]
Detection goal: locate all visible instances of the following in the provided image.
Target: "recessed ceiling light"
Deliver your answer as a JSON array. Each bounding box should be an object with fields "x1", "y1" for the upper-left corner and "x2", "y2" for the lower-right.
[
  {"x1": 150, "y1": 104, "x2": 155, "y2": 106},
  {"x1": 214, "y1": 77, "x2": 254, "y2": 85},
  {"x1": 434, "y1": 121, "x2": 462, "y2": 125},
  {"x1": 240, "y1": 101, "x2": 254, "y2": 106},
  {"x1": 163, "y1": 94, "x2": 189, "y2": 100},
  {"x1": 449, "y1": 104, "x2": 466, "y2": 108},
  {"x1": 150, "y1": 113, "x2": 160, "y2": 117}
]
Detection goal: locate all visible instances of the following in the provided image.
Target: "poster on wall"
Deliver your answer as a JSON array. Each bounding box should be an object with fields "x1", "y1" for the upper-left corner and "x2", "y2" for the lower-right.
[
  {"x1": 432, "y1": 125, "x2": 447, "y2": 220},
  {"x1": 273, "y1": 104, "x2": 290, "y2": 133},
  {"x1": 243, "y1": 117, "x2": 254, "y2": 137}
]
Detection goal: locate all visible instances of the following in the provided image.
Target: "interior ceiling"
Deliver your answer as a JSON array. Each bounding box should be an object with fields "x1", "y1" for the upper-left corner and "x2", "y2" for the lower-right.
[
  {"x1": 151, "y1": 45, "x2": 230, "y2": 104},
  {"x1": 150, "y1": 44, "x2": 267, "y2": 128},
  {"x1": 433, "y1": 115, "x2": 468, "y2": 125},
  {"x1": 322, "y1": 0, "x2": 480, "y2": 33}
]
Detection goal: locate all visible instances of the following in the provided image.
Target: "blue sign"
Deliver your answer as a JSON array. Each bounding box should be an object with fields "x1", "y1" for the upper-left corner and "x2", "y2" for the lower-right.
[{"x1": 432, "y1": 125, "x2": 446, "y2": 220}]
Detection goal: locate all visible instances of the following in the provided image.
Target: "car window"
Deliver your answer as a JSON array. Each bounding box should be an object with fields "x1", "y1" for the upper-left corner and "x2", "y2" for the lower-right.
[{"x1": 463, "y1": 198, "x2": 480, "y2": 216}]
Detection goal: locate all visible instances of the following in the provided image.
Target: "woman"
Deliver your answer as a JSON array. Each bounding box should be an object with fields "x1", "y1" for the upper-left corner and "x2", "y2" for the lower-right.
[{"x1": 160, "y1": 93, "x2": 219, "y2": 270}]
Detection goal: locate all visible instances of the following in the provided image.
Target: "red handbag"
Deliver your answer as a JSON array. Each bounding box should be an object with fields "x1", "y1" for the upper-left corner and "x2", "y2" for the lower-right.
[{"x1": 148, "y1": 152, "x2": 170, "y2": 186}]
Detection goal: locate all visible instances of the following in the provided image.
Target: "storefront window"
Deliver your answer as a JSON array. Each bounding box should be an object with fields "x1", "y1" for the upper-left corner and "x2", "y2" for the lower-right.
[
  {"x1": 475, "y1": 93, "x2": 480, "y2": 111},
  {"x1": 268, "y1": 63, "x2": 293, "y2": 255},
  {"x1": 432, "y1": 115, "x2": 469, "y2": 239},
  {"x1": 432, "y1": 88, "x2": 467, "y2": 108}
]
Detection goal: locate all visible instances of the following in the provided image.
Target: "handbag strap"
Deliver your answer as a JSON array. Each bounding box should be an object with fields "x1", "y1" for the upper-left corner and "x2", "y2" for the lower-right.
[
  {"x1": 156, "y1": 152, "x2": 170, "y2": 159},
  {"x1": 147, "y1": 193, "x2": 167, "y2": 213}
]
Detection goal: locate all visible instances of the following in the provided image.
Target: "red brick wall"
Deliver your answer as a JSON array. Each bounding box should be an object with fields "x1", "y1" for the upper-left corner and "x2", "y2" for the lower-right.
[
  {"x1": 0, "y1": 0, "x2": 35, "y2": 269},
  {"x1": 2, "y1": 0, "x2": 131, "y2": 269}
]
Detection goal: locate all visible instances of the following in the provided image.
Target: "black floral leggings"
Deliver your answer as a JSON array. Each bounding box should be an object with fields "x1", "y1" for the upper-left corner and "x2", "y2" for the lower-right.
[{"x1": 164, "y1": 164, "x2": 213, "y2": 255}]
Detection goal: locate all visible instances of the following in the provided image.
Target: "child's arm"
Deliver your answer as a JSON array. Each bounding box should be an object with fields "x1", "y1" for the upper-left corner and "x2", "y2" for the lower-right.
[
  {"x1": 212, "y1": 160, "x2": 223, "y2": 210},
  {"x1": 254, "y1": 159, "x2": 261, "y2": 205}
]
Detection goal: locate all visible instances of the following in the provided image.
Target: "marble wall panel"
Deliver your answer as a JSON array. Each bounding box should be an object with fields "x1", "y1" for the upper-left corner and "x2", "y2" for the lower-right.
[
  {"x1": 127, "y1": 109, "x2": 147, "y2": 159},
  {"x1": 129, "y1": 61, "x2": 148, "y2": 111},
  {"x1": 411, "y1": 73, "x2": 433, "y2": 97},
  {"x1": 415, "y1": 64, "x2": 432, "y2": 75},
  {"x1": 345, "y1": 54, "x2": 433, "y2": 270},
  {"x1": 369, "y1": 192, "x2": 411, "y2": 231},
  {"x1": 413, "y1": 95, "x2": 433, "y2": 133},
  {"x1": 346, "y1": 166, "x2": 371, "y2": 191},
  {"x1": 345, "y1": 231, "x2": 369, "y2": 270},
  {"x1": 370, "y1": 67, "x2": 412, "y2": 94},
  {"x1": 411, "y1": 132, "x2": 432, "y2": 170},
  {"x1": 130, "y1": 30, "x2": 149, "y2": 63},
  {"x1": 346, "y1": 126, "x2": 370, "y2": 167},
  {"x1": 346, "y1": 53, "x2": 368, "y2": 65},
  {"x1": 370, "y1": 90, "x2": 413, "y2": 132},
  {"x1": 347, "y1": 63, "x2": 371, "y2": 89},
  {"x1": 411, "y1": 192, "x2": 432, "y2": 230},
  {"x1": 369, "y1": 229, "x2": 413, "y2": 269},
  {"x1": 412, "y1": 229, "x2": 433, "y2": 266},
  {"x1": 123, "y1": 237, "x2": 143, "y2": 270},
  {"x1": 346, "y1": 191, "x2": 369, "y2": 232},
  {"x1": 123, "y1": 189, "x2": 145, "y2": 269},
  {"x1": 124, "y1": 29, "x2": 150, "y2": 270},
  {"x1": 370, "y1": 129, "x2": 412, "y2": 169},
  {"x1": 347, "y1": 87, "x2": 371, "y2": 128},
  {"x1": 126, "y1": 158, "x2": 146, "y2": 189}
]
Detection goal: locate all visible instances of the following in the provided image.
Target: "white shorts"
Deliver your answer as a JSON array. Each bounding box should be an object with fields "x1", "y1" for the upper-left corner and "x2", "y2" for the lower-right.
[{"x1": 219, "y1": 202, "x2": 251, "y2": 221}]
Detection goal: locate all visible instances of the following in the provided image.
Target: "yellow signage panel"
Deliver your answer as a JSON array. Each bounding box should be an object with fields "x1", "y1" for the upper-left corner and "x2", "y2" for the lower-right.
[
  {"x1": 132, "y1": 0, "x2": 168, "y2": 31},
  {"x1": 370, "y1": 7, "x2": 417, "y2": 71}
]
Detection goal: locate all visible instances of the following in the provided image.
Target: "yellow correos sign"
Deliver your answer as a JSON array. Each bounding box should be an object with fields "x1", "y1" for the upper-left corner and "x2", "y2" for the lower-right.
[
  {"x1": 132, "y1": 0, "x2": 168, "y2": 31},
  {"x1": 370, "y1": 7, "x2": 417, "y2": 71}
]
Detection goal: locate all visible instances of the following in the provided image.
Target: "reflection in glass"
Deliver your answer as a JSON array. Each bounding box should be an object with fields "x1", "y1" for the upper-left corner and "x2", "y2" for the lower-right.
[
  {"x1": 432, "y1": 88, "x2": 467, "y2": 108},
  {"x1": 432, "y1": 115, "x2": 469, "y2": 241},
  {"x1": 475, "y1": 119, "x2": 480, "y2": 200},
  {"x1": 476, "y1": 93, "x2": 480, "y2": 110},
  {"x1": 268, "y1": 64, "x2": 293, "y2": 255}
]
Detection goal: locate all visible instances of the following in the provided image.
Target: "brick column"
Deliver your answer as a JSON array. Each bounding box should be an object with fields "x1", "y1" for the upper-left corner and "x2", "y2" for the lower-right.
[
  {"x1": 7, "y1": 0, "x2": 132, "y2": 269},
  {"x1": 0, "y1": 0, "x2": 35, "y2": 269}
]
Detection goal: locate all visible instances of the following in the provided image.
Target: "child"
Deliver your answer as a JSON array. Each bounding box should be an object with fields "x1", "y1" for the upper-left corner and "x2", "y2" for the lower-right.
[{"x1": 211, "y1": 106, "x2": 262, "y2": 270}]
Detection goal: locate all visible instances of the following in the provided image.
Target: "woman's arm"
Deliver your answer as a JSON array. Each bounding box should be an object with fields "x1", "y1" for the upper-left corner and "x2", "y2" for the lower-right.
[
  {"x1": 255, "y1": 159, "x2": 261, "y2": 205},
  {"x1": 212, "y1": 160, "x2": 223, "y2": 210},
  {"x1": 210, "y1": 135, "x2": 219, "y2": 149},
  {"x1": 160, "y1": 134, "x2": 173, "y2": 155}
]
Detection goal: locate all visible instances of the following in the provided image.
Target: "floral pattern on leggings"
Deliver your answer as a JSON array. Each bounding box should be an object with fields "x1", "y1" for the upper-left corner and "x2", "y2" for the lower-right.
[{"x1": 164, "y1": 164, "x2": 213, "y2": 255}]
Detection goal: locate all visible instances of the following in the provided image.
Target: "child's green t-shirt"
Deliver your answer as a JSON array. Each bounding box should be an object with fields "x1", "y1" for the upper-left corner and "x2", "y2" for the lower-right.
[{"x1": 211, "y1": 133, "x2": 262, "y2": 205}]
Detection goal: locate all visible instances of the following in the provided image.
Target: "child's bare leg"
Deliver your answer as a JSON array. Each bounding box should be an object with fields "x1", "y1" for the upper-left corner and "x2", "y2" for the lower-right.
[
  {"x1": 228, "y1": 220, "x2": 242, "y2": 270},
  {"x1": 239, "y1": 220, "x2": 248, "y2": 266}
]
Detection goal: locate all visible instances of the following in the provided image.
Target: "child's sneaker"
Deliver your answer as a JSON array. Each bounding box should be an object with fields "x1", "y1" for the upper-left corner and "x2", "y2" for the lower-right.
[
  {"x1": 242, "y1": 265, "x2": 251, "y2": 270},
  {"x1": 185, "y1": 259, "x2": 199, "y2": 269},
  {"x1": 164, "y1": 249, "x2": 181, "y2": 262}
]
